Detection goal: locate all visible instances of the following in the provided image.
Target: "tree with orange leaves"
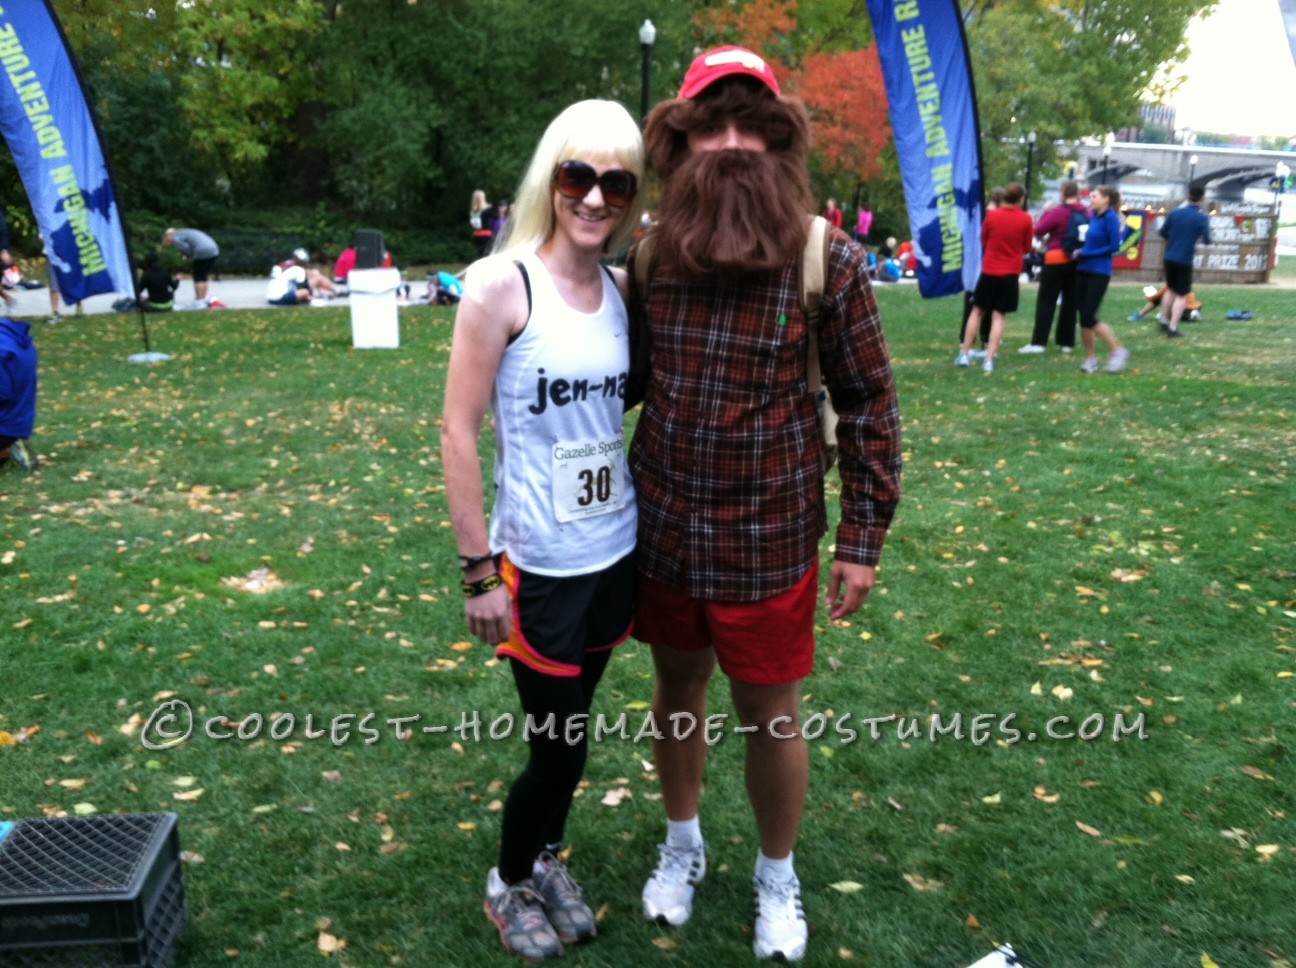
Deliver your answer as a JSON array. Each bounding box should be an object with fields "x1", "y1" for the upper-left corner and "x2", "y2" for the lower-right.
[{"x1": 695, "y1": 0, "x2": 892, "y2": 187}]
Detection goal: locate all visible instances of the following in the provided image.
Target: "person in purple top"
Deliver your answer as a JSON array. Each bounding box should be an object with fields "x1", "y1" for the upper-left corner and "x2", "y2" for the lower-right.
[
  {"x1": 1020, "y1": 180, "x2": 1086, "y2": 354},
  {"x1": 1158, "y1": 186, "x2": 1212, "y2": 338},
  {"x1": 1072, "y1": 186, "x2": 1130, "y2": 374}
]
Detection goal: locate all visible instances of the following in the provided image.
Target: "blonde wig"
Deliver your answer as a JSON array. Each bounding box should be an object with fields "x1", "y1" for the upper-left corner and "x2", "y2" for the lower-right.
[{"x1": 495, "y1": 99, "x2": 645, "y2": 258}]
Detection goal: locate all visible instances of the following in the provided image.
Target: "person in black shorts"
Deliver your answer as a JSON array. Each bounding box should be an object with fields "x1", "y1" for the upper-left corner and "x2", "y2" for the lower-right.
[
  {"x1": 441, "y1": 99, "x2": 645, "y2": 963},
  {"x1": 956, "y1": 183, "x2": 1034, "y2": 373},
  {"x1": 162, "y1": 228, "x2": 220, "y2": 307},
  {"x1": 1158, "y1": 186, "x2": 1211, "y2": 337}
]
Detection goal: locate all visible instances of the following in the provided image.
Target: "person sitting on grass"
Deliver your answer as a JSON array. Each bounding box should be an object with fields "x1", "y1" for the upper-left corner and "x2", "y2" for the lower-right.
[
  {"x1": 266, "y1": 262, "x2": 313, "y2": 305},
  {"x1": 136, "y1": 251, "x2": 178, "y2": 312},
  {"x1": 425, "y1": 270, "x2": 465, "y2": 305},
  {"x1": 1128, "y1": 285, "x2": 1202, "y2": 325},
  {"x1": 0, "y1": 315, "x2": 38, "y2": 472}
]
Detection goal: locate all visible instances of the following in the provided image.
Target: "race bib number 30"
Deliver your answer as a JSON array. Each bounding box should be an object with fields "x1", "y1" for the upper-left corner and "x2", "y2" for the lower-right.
[{"x1": 552, "y1": 437, "x2": 627, "y2": 522}]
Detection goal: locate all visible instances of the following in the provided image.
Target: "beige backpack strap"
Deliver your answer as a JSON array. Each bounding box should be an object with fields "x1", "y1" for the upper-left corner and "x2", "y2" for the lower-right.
[{"x1": 802, "y1": 215, "x2": 830, "y2": 393}]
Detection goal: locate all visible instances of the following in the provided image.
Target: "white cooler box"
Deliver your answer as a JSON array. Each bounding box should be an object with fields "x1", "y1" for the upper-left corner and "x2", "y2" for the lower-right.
[{"x1": 348, "y1": 267, "x2": 401, "y2": 349}]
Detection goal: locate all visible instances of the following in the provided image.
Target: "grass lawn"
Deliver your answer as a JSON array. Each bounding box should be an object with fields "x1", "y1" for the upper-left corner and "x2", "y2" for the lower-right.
[{"x1": 1, "y1": 277, "x2": 1293, "y2": 967}]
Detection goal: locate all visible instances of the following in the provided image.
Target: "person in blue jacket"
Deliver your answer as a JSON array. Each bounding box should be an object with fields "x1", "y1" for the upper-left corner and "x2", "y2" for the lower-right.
[
  {"x1": 1072, "y1": 186, "x2": 1130, "y2": 374},
  {"x1": 0, "y1": 317, "x2": 38, "y2": 472},
  {"x1": 1158, "y1": 186, "x2": 1212, "y2": 338}
]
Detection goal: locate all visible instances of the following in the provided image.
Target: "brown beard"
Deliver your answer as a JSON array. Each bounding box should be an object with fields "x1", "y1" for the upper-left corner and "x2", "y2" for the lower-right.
[
  {"x1": 644, "y1": 83, "x2": 814, "y2": 277},
  {"x1": 653, "y1": 148, "x2": 811, "y2": 276}
]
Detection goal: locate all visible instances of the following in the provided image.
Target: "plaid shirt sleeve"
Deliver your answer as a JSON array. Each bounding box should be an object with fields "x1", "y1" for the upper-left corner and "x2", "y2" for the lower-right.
[{"x1": 818, "y1": 230, "x2": 903, "y2": 567}]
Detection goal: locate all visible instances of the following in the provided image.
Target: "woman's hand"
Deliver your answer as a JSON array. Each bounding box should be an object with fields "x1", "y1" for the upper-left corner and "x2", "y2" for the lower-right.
[{"x1": 464, "y1": 568, "x2": 511, "y2": 645}]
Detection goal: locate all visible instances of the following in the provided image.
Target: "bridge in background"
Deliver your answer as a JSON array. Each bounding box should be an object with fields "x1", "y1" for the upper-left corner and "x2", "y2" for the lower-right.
[{"x1": 1069, "y1": 142, "x2": 1292, "y2": 200}]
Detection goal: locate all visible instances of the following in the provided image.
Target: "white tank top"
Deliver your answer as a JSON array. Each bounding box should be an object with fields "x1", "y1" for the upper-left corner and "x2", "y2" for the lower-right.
[{"x1": 487, "y1": 253, "x2": 636, "y2": 576}]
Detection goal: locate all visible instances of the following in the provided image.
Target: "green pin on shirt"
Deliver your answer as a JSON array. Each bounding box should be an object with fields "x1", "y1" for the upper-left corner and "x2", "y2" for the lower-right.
[{"x1": 778, "y1": 313, "x2": 788, "y2": 326}]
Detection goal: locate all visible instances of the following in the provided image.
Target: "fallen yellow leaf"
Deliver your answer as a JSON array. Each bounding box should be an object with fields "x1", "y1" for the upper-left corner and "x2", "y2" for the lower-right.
[
  {"x1": 902, "y1": 872, "x2": 943, "y2": 892},
  {"x1": 317, "y1": 931, "x2": 347, "y2": 955},
  {"x1": 600, "y1": 787, "x2": 632, "y2": 807},
  {"x1": 829, "y1": 881, "x2": 864, "y2": 894},
  {"x1": 1076, "y1": 821, "x2": 1102, "y2": 838},
  {"x1": 173, "y1": 788, "x2": 205, "y2": 802}
]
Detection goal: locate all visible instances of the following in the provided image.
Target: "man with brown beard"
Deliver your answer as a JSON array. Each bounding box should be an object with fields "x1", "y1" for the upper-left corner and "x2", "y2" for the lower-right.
[{"x1": 628, "y1": 46, "x2": 902, "y2": 962}]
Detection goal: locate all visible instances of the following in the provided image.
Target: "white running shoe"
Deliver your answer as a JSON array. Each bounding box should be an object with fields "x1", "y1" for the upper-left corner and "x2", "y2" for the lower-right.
[
  {"x1": 955, "y1": 352, "x2": 970, "y2": 367},
  {"x1": 1017, "y1": 344, "x2": 1045, "y2": 354},
  {"x1": 982, "y1": 359, "x2": 995, "y2": 374},
  {"x1": 642, "y1": 842, "x2": 706, "y2": 926},
  {"x1": 753, "y1": 872, "x2": 808, "y2": 961},
  {"x1": 1104, "y1": 347, "x2": 1131, "y2": 373},
  {"x1": 1080, "y1": 356, "x2": 1100, "y2": 374}
]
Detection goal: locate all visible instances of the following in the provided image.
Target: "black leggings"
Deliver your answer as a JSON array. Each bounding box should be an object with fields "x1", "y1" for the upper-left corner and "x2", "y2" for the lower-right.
[
  {"x1": 1075, "y1": 270, "x2": 1111, "y2": 330},
  {"x1": 497, "y1": 651, "x2": 612, "y2": 883}
]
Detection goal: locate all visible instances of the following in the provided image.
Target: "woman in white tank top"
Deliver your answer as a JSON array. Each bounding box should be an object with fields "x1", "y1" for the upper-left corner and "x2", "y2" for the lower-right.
[{"x1": 441, "y1": 100, "x2": 645, "y2": 962}]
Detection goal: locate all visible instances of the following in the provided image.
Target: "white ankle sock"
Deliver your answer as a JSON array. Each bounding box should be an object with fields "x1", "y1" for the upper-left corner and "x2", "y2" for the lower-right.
[
  {"x1": 666, "y1": 817, "x2": 702, "y2": 849},
  {"x1": 756, "y1": 850, "x2": 796, "y2": 882}
]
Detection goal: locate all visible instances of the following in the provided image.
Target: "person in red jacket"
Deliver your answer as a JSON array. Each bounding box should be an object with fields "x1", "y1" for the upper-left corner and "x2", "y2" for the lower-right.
[
  {"x1": 822, "y1": 197, "x2": 842, "y2": 230},
  {"x1": 955, "y1": 182, "x2": 1034, "y2": 373}
]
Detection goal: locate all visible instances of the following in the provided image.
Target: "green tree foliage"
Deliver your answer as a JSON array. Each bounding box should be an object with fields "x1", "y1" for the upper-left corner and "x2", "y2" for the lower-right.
[
  {"x1": 963, "y1": 0, "x2": 1218, "y2": 187},
  {"x1": 25, "y1": 0, "x2": 1219, "y2": 256},
  {"x1": 172, "y1": 0, "x2": 325, "y2": 171}
]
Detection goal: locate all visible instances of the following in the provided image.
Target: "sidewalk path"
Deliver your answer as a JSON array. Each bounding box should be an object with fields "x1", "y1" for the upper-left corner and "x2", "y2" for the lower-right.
[{"x1": 3, "y1": 276, "x2": 356, "y2": 320}]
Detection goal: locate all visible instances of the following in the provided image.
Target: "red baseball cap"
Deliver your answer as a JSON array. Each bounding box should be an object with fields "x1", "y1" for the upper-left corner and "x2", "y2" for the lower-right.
[{"x1": 679, "y1": 45, "x2": 780, "y2": 99}]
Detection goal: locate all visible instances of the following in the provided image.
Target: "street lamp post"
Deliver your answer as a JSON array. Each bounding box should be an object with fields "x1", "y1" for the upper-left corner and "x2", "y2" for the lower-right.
[
  {"x1": 639, "y1": 19, "x2": 656, "y2": 125},
  {"x1": 1188, "y1": 154, "x2": 1198, "y2": 196},
  {"x1": 1101, "y1": 143, "x2": 1112, "y2": 187},
  {"x1": 1024, "y1": 131, "x2": 1037, "y2": 205}
]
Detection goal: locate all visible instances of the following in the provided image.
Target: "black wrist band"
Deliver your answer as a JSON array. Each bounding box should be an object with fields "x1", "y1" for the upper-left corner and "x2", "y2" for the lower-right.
[
  {"x1": 459, "y1": 552, "x2": 494, "y2": 571},
  {"x1": 462, "y1": 573, "x2": 503, "y2": 598}
]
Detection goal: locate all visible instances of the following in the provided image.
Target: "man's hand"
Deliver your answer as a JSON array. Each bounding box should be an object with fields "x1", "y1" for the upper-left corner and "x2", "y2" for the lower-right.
[{"x1": 825, "y1": 561, "x2": 876, "y2": 620}]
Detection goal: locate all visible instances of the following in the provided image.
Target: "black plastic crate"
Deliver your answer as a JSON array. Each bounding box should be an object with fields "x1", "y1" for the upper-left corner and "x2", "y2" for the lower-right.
[{"x1": 0, "y1": 813, "x2": 186, "y2": 968}]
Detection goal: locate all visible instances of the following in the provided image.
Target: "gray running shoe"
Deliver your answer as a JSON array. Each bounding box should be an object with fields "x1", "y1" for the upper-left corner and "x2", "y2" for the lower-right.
[
  {"x1": 533, "y1": 852, "x2": 597, "y2": 944},
  {"x1": 8, "y1": 439, "x2": 36, "y2": 472},
  {"x1": 1105, "y1": 347, "x2": 1131, "y2": 373},
  {"x1": 484, "y1": 873, "x2": 563, "y2": 962}
]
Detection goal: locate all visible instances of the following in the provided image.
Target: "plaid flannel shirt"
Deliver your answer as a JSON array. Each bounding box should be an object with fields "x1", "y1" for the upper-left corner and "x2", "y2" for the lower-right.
[{"x1": 628, "y1": 228, "x2": 902, "y2": 602}]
